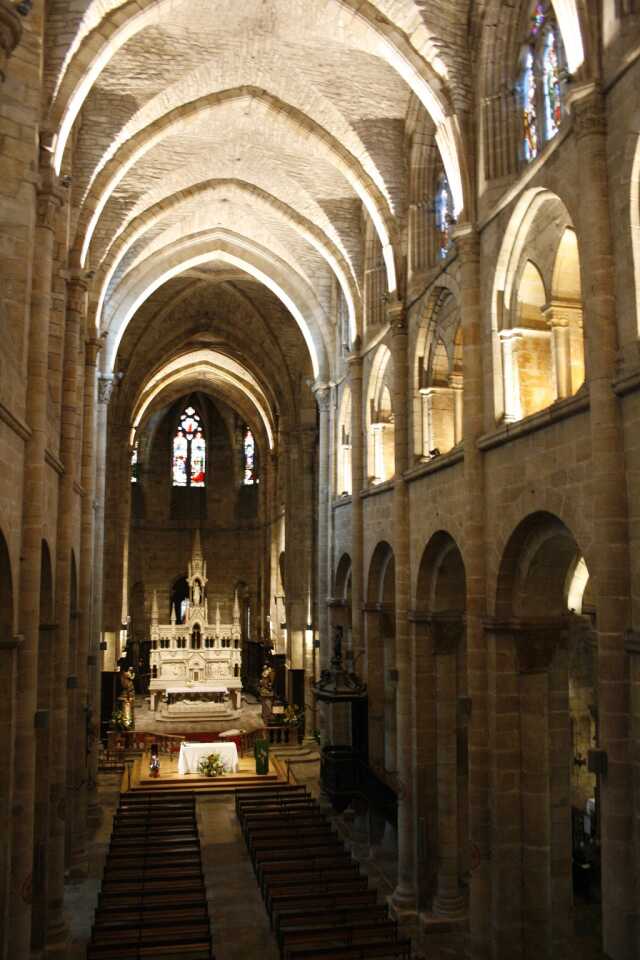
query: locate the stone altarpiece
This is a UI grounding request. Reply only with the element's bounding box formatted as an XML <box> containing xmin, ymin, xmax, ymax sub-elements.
<box><xmin>148</xmin><ymin>531</ymin><xmax>242</xmax><ymax>720</ymax></box>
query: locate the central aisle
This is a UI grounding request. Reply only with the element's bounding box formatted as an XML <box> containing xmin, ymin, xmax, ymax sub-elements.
<box><xmin>197</xmin><ymin>794</ymin><xmax>280</xmax><ymax>960</ymax></box>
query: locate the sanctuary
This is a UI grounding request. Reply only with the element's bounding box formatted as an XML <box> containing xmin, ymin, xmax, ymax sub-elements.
<box><xmin>148</xmin><ymin>531</ymin><xmax>242</xmax><ymax>721</ymax></box>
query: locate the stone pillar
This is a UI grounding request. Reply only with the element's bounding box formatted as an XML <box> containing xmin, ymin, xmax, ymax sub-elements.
<box><xmin>314</xmin><ymin>384</ymin><xmax>331</xmax><ymax>666</ymax></box>
<box><xmin>48</xmin><ymin>273</ymin><xmax>87</xmax><ymax>949</ymax></box>
<box><xmin>0</xmin><ymin>634</ymin><xmax>21</xmax><ymax>960</ymax></box>
<box><xmin>364</xmin><ymin>604</ymin><xmax>385</xmax><ymax>769</ymax></box>
<box><xmin>498</xmin><ymin>329</ymin><xmax>523</xmax><ymax>423</ymax></box>
<box><xmin>570</xmin><ymin>84</ymin><xmax>632</xmax><ymax>960</ymax></box>
<box><xmin>449</xmin><ymin>372</ymin><xmax>464</xmax><ymax>445</ymax></box>
<box><xmin>68</xmin><ymin>334</ymin><xmax>100</xmax><ymax>876</ymax></box>
<box><xmin>9</xmin><ymin>169</ymin><xmax>62</xmax><ymax>959</ymax></box>
<box><xmin>453</xmin><ymin>226</ymin><xmax>489</xmax><ymax>958</ymax></box>
<box><xmin>626</xmin><ymin>632</ymin><xmax>640</xmax><ymax>958</ymax></box>
<box><xmin>0</xmin><ymin>1</ymin><xmax>22</xmax><ymax>83</ymax></box>
<box><xmin>544</xmin><ymin>305</ymin><xmax>572</xmax><ymax>399</ymax></box>
<box><xmin>388</xmin><ymin>301</ymin><xmax>416</xmax><ymax>910</ymax></box>
<box><xmin>409</xmin><ymin>615</ymin><xmax>437</xmax><ymax>909</ymax></box>
<box><xmin>432</xmin><ymin>618</ymin><xmax>466</xmax><ymax>918</ymax></box>
<box><xmin>348</xmin><ymin>352</ymin><xmax>364</xmax><ymax>666</ymax></box>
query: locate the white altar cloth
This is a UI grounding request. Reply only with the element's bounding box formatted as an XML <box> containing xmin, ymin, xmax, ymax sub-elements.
<box><xmin>178</xmin><ymin>741</ymin><xmax>239</xmax><ymax>775</ymax></box>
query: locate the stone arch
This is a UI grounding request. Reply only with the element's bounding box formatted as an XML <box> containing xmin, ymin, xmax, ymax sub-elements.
<box><xmin>102</xmin><ymin>229</ymin><xmax>329</xmax><ymax>380</ymax></box>
<box><xmin>490</xmin><ymin>510</ymin><xmax>600</xmax><ymax>955</ymax></box>
<box><xmin>491</xmin><ymin>188</ymin><xmax>585</xmax><ymax>424</ymax></box>
<box><xmin>50</xmin><ymin>0</ymin><xmax>465</xmax><ymax>215</ymax></box>
<box><xmin>94</xmin><ymin>179</ymin><xmax>361</xmax><ymax>344</ymax></box>
<box><xmin>366</xmin><ymin>345</ymin><xmax>394</xmax><ymax>485</ymax></box>
<box><xmin>331</xmin><ymin>553</ymin><xmax>353</xmax><ymax>641</ymax></box>
<box><xmin>336</xmin><ymin>386</ymin><xmax>352</xmax><ymax>497</ymax></box>
<box><xmin>334</xmin><ymin>553</ymin><xmax>352</xmax><ymax>604</ymax></box>
<box><xmin>366</xmin><ymin>541</ymin><xmax>396</xmax><ymax>772</ymax></box>
<box><xmin>75</xmin><ymin>87</ymin><xmax>399</xmax><ymax>293</ymax></box>
<box><xmin>414</xmin><ymin>530</ymin><xmax>468</xmax><ymax>914</ymax></box>
<box><xmin>413</xmin><ymin>283</ymin><xmax>463</xmax><ymax>457</ymax></box>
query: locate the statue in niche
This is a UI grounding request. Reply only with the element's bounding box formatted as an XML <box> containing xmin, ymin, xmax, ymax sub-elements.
<box><xmin>193</xmin><ymin>580</ymin><xmax>202</xmax><ymax>605</ymax></box>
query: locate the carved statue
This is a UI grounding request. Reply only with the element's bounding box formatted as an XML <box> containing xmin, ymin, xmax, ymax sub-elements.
<box><xmin>119</xmin><ymin>666</ymin><xmax>135</xmax><ymax>700</ymax></box>
<box><xmin>193</xmin><ymin>580</ymin><xmax>201</xmax><ymax>605</ymax></box>
<box><xmin>258</xmin><ymin>663</ymin><xmax>275</xmax><ymax>698</ymax></box>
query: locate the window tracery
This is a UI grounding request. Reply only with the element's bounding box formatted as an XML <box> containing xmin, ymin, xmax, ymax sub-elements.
<box><xmin>172</xmin><ymin>405</ymin><xmax>206</xmax><ymax>487</ymax></box>
<box><xmin>519</xmin><ymin>2</ymin><xmax>565</xmax><ymax>164</ymax></box>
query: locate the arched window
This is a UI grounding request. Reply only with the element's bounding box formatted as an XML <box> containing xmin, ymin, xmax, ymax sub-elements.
<box><xmin>519</xmin><ymin>3</ymin><xmax>565</xmax><ymax>165</ymax></box>
<box><xmin>130</xmin><ymin>441</ymin><xmax>139</xmax><ymax>483</ymax></box>
<box><xmin>172</xmin><ymin>405</ymin><xmax>206</xmax><ymax>487</ymax></box>
<box><xmin>435</xmin><ymin>173</ymin><xmax>454</xmax><ymax>260</ymax></box>
<box><xmin>243</xmin><ymin>427</ymin><xmax>256</xmax><ymax>485</ymax></box>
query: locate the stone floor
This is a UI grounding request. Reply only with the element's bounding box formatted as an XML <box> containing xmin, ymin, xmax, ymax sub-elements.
<box><xmin>197</xmin><ymin>794</ymin><xmax>280</xmax><ymax>960</ymax></box>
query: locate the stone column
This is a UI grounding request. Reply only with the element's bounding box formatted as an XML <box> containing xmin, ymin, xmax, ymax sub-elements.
<box><xmin>314</xmin><ymin>383</ymin><xmax>331</xmax><ymax>667</ymax></box>
<box><xmin>544</xmin><ymin>305</ymin><xmax>572</xmax><ymax>399</ymax></box>
<box><xmin>388</xmin><ymin>301</ymin><xmax>416</xmax><ymax>910</ymax></box>
<box><xmin>48</xmin><ymin>273</ymin><xmax>87</xmax><ymax>949</ymax></box>
<box><xmin>409</xmin><ymin>615</ymin><xmax>437</xmax><ymax>909</ymax></box>
<box><xmin>0</xmin><ymin>633</ymin><xmax>21</xmax><ymax>960</ymax></box>
<box><xmin>453</xmin><ymin>226</ymin><xmax>489</xmax><ymax>958</ymax></box>
<box><xmin>570</xmin><ymin>84</ymin><xmax>633</xmax><ymax>960</ymax></box>
<box><xmin>68</xmin><ymin>334</ymin><xmax>100</xmax><ymax>876</ymax></box>
<box><xmin>626</xmin><ymin>632</ymin><xmax>640</xmax><ymax>958</ymax></box>
<box><xmin>432</xmin><ymin>618</ymin><xmax>466</xmax><ymax>918</ymax></box>
<box><xmin>364</xmin><ymin>604</ymin><xmax>385</xmax><ymax>769</ymax></box>
<box><xmin>498</xmin><ymin>329</ymin><xmax>523</xmax><ymax>423</ymax></box>
<box><xmin>448</xmin><ymin>372</ymin><xmax>464</xmax><ymax>445</ymax></box>
<box><xmin>0</xmin><ymin>1</ymin><xmax>22</xmax><ymax>83</ymax></box>
<box><xmin>349</xmin><ymin>353</ymin><xmax>364</xmax><ymax>666</ymax></box>
<box><xmin>9</xmin><ymin>169</ymin><xmax>62</xmax><ymax>959</ymax></box>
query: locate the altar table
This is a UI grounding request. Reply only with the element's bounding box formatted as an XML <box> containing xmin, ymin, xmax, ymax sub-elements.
<box><xmin>178</xmin><ymin>740</ymin><xmax>239</xmax><ymax>775</ymax></box>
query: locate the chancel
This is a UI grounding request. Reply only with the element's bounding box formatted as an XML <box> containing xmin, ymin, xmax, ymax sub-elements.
<box><xmin>149</xmin><ymin>530</ymin><xmax>243</xmax><ymax>720</ymax></box>
<box><xmin>1</xmin><ymin>3</ymin><xmax>640</xmax><ymax>960</ymax></box>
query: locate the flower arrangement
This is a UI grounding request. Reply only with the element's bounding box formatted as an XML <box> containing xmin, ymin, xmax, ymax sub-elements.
<box><xmin>197</xmin><ymin>752</ymin><xmax>226</xmax><ymax>778</ymax></box>
<box><xmin>282</xmin><ymin>704</ymin><xmax>301</xmax><ymax>725</ymax></box>
<box><xmin>110</xmin><ymin>707</ymin><xmax>133</xmax><ymax>731</ymax></box>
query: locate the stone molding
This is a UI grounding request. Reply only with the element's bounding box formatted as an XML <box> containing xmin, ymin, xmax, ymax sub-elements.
<box><xmin>477</xmin><ymin>389</ymin><xmax>589</xmax><ymax>451</ymax></box>
<box><xmin>0</xmin><ymin>398</ymin><xmax>31</xmax><ymax>441</ymax></box>
<box><xmin>569</xmin><ymin>84</ymin><xmax>606</xmax><ymax>141</ymax></box>
<box><xmin>484</xmin><ymin>616</ymin><xmax>568</xmax><ymax>672</ymax></box>
<box><xmin>45</xmin><ymin>449</ymin><xmax>65</xmax><ymax>477</ymax></box>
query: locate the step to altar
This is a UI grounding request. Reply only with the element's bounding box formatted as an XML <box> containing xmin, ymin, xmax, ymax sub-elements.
<box><xmin>131</xmin><ymin>770</ymin><xmax>283</xmax><ymax>794</ymax></box>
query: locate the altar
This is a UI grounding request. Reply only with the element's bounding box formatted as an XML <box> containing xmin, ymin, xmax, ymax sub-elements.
<box><xmin>148</xmin><ymin>531</ymin><xmax>243</xmax><ymax>721</ymax></box>
<box><xmin>178</xmin><ymin>740</ymin><xmax>239</xmax><ymax>775</ymax></box>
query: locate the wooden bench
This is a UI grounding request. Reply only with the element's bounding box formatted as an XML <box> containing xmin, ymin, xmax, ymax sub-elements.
<box><xmin>282</xmin><ymin>941</ymin><xmax>411</xmax><ymax>960</ymax></box>
<box><xmin>257</xmin><ymin>853</ymin><xmax>354</xmax><ymax>887</ymax></box>
<box><xmin>276</xmin><ymin>904</ymin><xmax>390</xmax><ymax>946</ymax></box>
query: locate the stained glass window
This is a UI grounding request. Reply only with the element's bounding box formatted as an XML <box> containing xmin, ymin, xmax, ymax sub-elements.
<box><xmin>243</xmin><ymin>427</ymin><xmax>256</xmax><ymax>485</ymax></box>
<box><xmin>172</xmin><ymin>405</ymin><xmax>206</xmax><ymax>487</ymax></box>
<box><xmin>520</xmin><ymin>3</ymin><xmax>564</xmax><ymax>165</ymax></box>
<box><xmin>542</xmin><ymin>29</ymin><xmax>561</xmax><ymax>139</ymax></box>
<box><xmin>435</xmin><ymin>174</ymin><xmax>454</xmax><ymax>260</ymax></box>
<box><xmin>130</xmin><ymin>442</ymin><xmax>139</xmax><ymax>483</ymax></box>
<box><xmin>522</xmin><ymin>49</ymin><xmax>538</xmax><ymax>163</ymax></box>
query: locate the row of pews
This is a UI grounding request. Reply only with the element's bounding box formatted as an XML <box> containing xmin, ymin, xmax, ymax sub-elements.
<box><xmin>87</xmin><ymin>790</ymin><xmax>213</xmax><ymax>960</ymax></box>
<box><xmin>236</xmin><ymin>783</ymin><xmax>412</xmax><ymax>960</ymax></box>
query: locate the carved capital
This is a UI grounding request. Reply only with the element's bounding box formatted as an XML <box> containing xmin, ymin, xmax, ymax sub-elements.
<box><xmin>0</xmin><ymin>1</ymin><xmax>22</xmax><ymax>83</ymax></box>
<box><xmin>386</xmin><ymin>300</ymin><xmax>407</xmax><ymax>335</ymax></box>
<box><xmin>312</xmin><ymin>381</ymin><xmax>331</xmax><ymax>413</ymax></box>
<box><xmin>65</xmin><ymin>275</ymin><xmax>89</xmax><ymax>315</ymax></box>
<box><xmin>36</xmin><ymin>185</ymin><xmax>63</xmax><ymax>231</ymax></box>
<box><xmin>97</xmin><ymin>374</ymin><xmax>115</xmax><ymax>405</ymax></box>
<box><xmin>571</xmin><ymin>85</ymin><xmax>606</xmax><ymax>141</ymax></box>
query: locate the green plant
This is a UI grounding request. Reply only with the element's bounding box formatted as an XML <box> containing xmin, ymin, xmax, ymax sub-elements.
<box><xmin>197</xmin><ymin>752</ymin><xmax>226</xmax><ymax>778</ymax></box>
<box><xmin>110</xmin><ymin>708</ymin><xmax>132</xmax><ymax>731</ymax></box>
